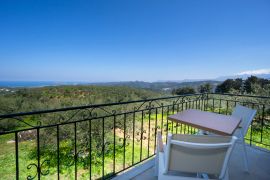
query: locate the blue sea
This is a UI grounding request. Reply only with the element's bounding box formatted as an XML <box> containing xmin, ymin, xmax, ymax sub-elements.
<box><xmin>0</xmin><ymin>81</ymin><xmax>92</xmax><ymax>88</ymax></box>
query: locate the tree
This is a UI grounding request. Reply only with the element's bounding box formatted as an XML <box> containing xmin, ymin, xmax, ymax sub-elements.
<box><xmin>215</xmin><ymin>79</ymin><xmax>235</xmax><ymax>93</ymax></box>
<box><xmin>215</xmin><ymin>78</ymin><xmax>243</xmax><ymax>93</ymax></box>
<box><xmin>172</xmin><ymin>87</ymin><xmax>196</xmax><ymax>95</ymax></box>
<box><xmin>244</xmin><ymin>76</ymin><xmax>259</xmax><ymax>93</ymax></box>
<box><xmin>234</xmin><ymin>78</ymin><xmax>243</xmax><ymax>92</ymax></box>
<box><xmin>244</xmin><ymin>76</ymin><xmax>270</xmax><ymax>93</ymax></box>
<box><xmin>198</xmin><ymin>83</ymin><xmax>213</xmax><ymax>93</ymax></box>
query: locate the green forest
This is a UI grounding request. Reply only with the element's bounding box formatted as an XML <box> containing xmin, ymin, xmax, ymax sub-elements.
<box><xmin>0</xmin><ymin>86</ymin><xmax>163</xmax><ymax>116</ymax></box>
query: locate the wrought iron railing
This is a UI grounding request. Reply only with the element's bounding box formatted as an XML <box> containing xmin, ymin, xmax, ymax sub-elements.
<box><xmin>0</xmin><ymin>93</ymin><xmax>269</xmax><ymax>179</ymax></box>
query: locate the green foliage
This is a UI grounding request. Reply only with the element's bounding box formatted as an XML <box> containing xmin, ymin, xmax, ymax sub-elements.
<box><xmin>215</xmin><ymin>78</ymin><xmax>243</xmax><ymax>93</ymax></box>
<box><xmin>198</xmin><ymin>83</ymin><xmax>213</xmax><ymax>93</ymax></box>
<box><xmin>0</xmin><ymin>85</ymin><xmax>161</xmax><ymax>114</ymax></box>
<box><xmin>0</xmin><ymin>86</ymin><xmax>161</xmax><ymax>130</ymax></box>
<box><xmin>244</xmin><ymin>76</ymin><xmax>270</xmax><ymax>94</ymax></box>
<box><xmin>172</xmin><ymin>87</ymin><xmax>196</xmax><ymax>95</ymax></box>
<box><xmin>215</xmin><ymin>76</ymin><xmax>270</xmax><ymax>95</ymax></box>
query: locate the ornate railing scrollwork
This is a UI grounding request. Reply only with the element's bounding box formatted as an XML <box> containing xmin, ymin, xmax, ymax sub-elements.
<box><xmin>27</xmin><ymin>160</ymin><xmax>50</xmax><ymax>180</ymax></box>
<box><xmin>118</xmin><ymin>134</ymin><xmax>130</xmax><ymax>148</ymax></box>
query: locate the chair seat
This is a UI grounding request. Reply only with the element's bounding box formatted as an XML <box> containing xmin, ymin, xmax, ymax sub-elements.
<box><xmin>158</xmin><ymin>152</ymin><xmax>222</xmax><ymax>180</ymax></box>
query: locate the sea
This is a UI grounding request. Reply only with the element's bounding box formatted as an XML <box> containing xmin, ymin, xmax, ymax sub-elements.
<box><xmin>0</xmin><ymin>81</ymin><xmax>92</xmax><ymax>88</ymax></box>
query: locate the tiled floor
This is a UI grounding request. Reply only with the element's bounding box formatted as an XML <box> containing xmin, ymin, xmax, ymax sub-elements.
<box><xmin>131</xmin><ymin>143</ymin><xmax>270</xmax><ymax>180</ymax></box>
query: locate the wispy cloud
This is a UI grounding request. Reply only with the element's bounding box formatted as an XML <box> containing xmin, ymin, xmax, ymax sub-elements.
<box><xmin>236</xmin><ymin>69</ymin><xmax>270</xmax><ymax>75</ymax></box>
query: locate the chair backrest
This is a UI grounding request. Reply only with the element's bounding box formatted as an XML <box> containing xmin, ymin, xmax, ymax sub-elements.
<box><xmin>164</xmin><ymin>134</ymin><xmax>237</xmax><ymax>179</ymax></box>
<box><xmin>231</xmin><ymin>104</ymin><xmax>257</xmax><ymax>137</ymax></box>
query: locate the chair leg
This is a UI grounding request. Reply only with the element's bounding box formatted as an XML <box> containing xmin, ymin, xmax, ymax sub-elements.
<box><xmin>241</xmin><ymin>139</ymin><xmax>249</xmax><ymax>172</ymax></box>
<box><xmin>223</xmin><ymin>169</ymin><xmax>229</xmax><ymax>180</ymax></box>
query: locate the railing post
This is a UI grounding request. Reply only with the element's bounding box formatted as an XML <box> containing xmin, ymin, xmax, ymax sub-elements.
<box><xmin>261</xmin><ymin>105</ymin><xmax>265</xmax><ymax>144</ymax></box>
<box><xmin>15</xmin><ymin>132</ymin><xmax>19</xmax><ymax>180</ymax></box>
<box><xmin>204</xmin><ymin>93</ymin><xmax>209</xmax><ymax>111</ymax></box>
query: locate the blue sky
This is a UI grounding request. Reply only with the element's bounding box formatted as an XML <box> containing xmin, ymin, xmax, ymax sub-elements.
<box><xmin>0</xmin><ymin>0</ymin><xmax>270</xmax><ymax>82</ymax></box>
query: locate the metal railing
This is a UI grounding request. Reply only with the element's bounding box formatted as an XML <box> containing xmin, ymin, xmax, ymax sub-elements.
<box><xmin>0</xmin><ymin>93</ymin><xmax>269</xmax><ymax>179</ymax></box>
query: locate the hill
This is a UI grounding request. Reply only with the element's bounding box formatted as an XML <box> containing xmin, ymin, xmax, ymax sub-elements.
<box><xmin>0</xmin><ymin>85</ymin><xmax>163</xmax><ymax>115</ymax></box>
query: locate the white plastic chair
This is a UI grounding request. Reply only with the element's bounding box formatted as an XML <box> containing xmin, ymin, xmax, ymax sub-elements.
<box><xmin>155</xmin><ymin>133</ymin><xmax>237</xmax><ymax>180</ymax></box>
<box><xmin>198</xmin><ymin>104</ymin><xmax>257</xmax><ymax>172</ymax></box>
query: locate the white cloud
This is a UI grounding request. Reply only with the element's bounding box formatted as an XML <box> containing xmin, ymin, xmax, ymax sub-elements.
<box><xmin>236</xmin><ymin>69</ymin><xmax>270</xmax><ymax>75</ymax></box>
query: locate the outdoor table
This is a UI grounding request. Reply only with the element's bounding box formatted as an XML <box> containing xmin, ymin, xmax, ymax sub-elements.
<box><xmin>168</xmin><ymin>109</ymin><xmax>241</xmax><ymax>136</ymax></box>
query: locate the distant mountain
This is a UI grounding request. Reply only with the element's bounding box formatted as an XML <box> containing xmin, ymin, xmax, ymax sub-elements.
<box><xmin>156</xmin><ymin>79</ymin><xmax>209</xmax><ymax>83</ymax></box>
<box><xmin>3</xmin><ymin>71</ymin><xmax>269</xmax><ymax>92</ymax></box>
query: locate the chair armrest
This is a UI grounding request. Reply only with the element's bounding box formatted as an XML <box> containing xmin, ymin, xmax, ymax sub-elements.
<box><xmin>157</xmin><ymin>131</ymin><xmax>164</xmax><ymax>152</ymax></box>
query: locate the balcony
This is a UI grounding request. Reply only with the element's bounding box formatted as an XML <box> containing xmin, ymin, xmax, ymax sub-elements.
<box><xmin>0</xmin><ymin>93</ymin><xmax>269</xmax><ymax>179</ymax></box>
